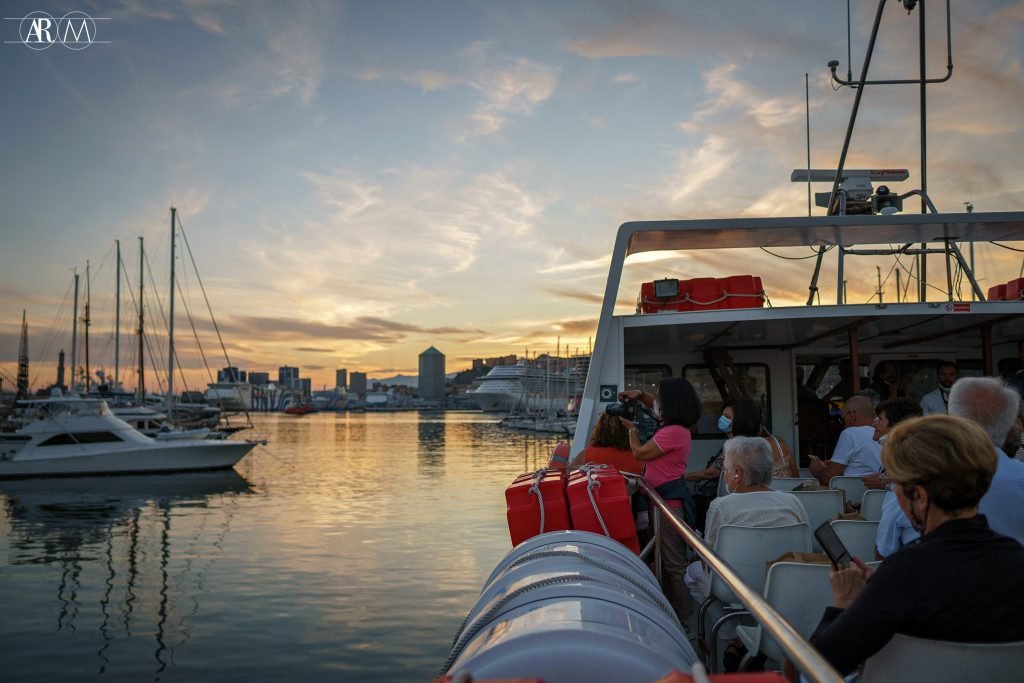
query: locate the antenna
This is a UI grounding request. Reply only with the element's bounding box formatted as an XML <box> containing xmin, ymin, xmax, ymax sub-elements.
<box><xmin>805</xmin><ymin>73</ymin><xmax>811</xmax><ymax>217</ymax></box>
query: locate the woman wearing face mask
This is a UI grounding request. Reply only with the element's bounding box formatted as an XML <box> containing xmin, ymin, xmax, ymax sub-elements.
<box><xmin>810</xmin><ymin>415</ymin><xmax>1024</xmax><ymax>676</ymax></box>
<box><xmin>617</xmin><ymin>377</ymin><xmax>702</xmax><ymax>627</ymax></box>
<box><xmin>723</xmin><ymin>399</ymin><xmax>799</xmax><ymax>478</ymax></box>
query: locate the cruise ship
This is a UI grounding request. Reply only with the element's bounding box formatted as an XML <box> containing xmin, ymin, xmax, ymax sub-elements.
<box><xmin>467</xmin><ymin>357</ymin><xmax>589</xmax><ymax>413</ymax></box>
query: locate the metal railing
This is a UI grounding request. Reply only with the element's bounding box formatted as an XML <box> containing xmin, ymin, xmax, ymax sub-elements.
<box><xmin>630</xmin><ymin>475</ymin><xmax>844</xmax><ymax>683</ymax></box>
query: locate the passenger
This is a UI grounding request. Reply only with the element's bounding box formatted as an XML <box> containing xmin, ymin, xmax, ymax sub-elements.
<box><xmin>919</xmin><ymin>361</ymin><xmax>957</xmax><ymax>415</ymax></box>
<box><xmin>617</xmin><ymin>377</ymin><xmax>702</xmax><ymax>626</ymax></box>
<box><xmin>808</xmin><ymin>395</ymin><xmax>881</xmax><ymax>486</ymax></box>
<box><xmin>683</xmin><ymin>401</ymin><xmax>730</xmax><ymax>534</ymax></box>
<box><xmin>729</xmin><ymin>398</ymin><xmax>799</xmax><ymax>478</ymax></box>
<box><xmin>684</xmin><ymin>437</ymin><xmax>809</xmax><ymax>666</ymax></box>
<box><xmin>573</xmin><ymin>413</ymin><xmax>643</xmax><ymax>475</ymax></box>
<box><xmin>947</xmin><ymin>377</ymin><xmax>1024</xmax><ymax>544</ymax></box>
<box><xmin>822</xmin><ymin>359</ymin><xmax>858</xmax><ymax>403</ymax></box>
<box><xmin>868</xmin><ymin>399</ymin><xmax>925</xmax><ymax>558</ymax></box>
<box><xmin>870</xmin><ymin>360</ymin><xmax>910</xmax><ymax>401</ymax></box>
<box><xmin>810</xmin><ymin>415</ymin><xmax>1024</xmax><ymax>676</ymax></box>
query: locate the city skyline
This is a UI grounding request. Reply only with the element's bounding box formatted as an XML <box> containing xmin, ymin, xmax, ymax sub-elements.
<box><xmin>2</xmin><ymin>1</ymin><xmax>1024</xmax><ymax>391</ymax></box>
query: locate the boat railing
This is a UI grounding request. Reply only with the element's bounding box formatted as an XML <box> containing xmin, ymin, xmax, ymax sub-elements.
<box><xmin>629</xmin><ymin>474</ymin><xmax>844</xmax><ymax>683</ymax></box>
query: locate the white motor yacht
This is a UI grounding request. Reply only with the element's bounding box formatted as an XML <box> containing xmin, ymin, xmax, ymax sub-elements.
<box><xmin>0</xmin><ymin>395</ymin><xmax>257</xmax><ymax>478</ymax></box>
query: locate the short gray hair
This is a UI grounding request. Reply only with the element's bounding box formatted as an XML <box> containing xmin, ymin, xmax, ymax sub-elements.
<box><xmin>948</xmin><ymin>377</ymin><xmax>1021</xmax><ymax>447</ymax></box>
<box><xmin>723</xmin><ymin>436</ymin><xmax>774</xmax><ymax>487</ymax></box>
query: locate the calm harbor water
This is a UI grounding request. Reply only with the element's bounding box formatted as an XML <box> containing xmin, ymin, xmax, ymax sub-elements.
<box><xmin>0</xmin><ymin>411</ymin><xmax>563</xmax><ymax>682</ymax></box>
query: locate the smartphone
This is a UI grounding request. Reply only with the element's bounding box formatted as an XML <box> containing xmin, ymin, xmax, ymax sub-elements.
<box><xmin>814</xmin><ymin>521</ymin><xmax>852</xmax><ymax>569</ymax></box>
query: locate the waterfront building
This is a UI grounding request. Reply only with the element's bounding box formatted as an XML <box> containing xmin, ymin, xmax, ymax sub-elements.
<box><xmin>278</xmin><ymin>366</ymin><xmax>299</xmax><ymax>389</ymax></box>
<box><xmin>350</xmin><ymin>372</ymin><xmax>367</xmax><ymax>397</ymax></box>
<box><xmin>418</xmin><ymin>346</ymin><xmax>446</xmax><ymax>401</ymax></box>
<box><xmin>336</xmin><ymin>368</ymin><xmax>348</xmax><ymax>391</ymax></box>
<box><xmin>249</xmin><ymin>372</ymin><xmax>270</xmax><ymax>386</ymax></box>
<box><xmin>218</xmin><ymin>366</ymin><xmax>246</xmax><ymax>382</ymax></box>
<box><xmin>298</xmin><ymin>378</ymin><xmax>312</xmax><ymax>398</ymax></box>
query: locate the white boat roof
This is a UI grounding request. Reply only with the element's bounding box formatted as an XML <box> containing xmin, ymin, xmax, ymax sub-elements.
<box><xmin>619</xmin><ymin>211</ymin><xmax>1024</xmax><ymax>255</ymax></box>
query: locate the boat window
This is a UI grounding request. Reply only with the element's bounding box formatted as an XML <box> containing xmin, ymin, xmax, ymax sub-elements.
<box><xmin>624</xmin><ymin>365</ymin><xmax>672</xmax><ymax>395</ymax></box>
<box><xmin>39</xmin><ymin>432</ymin><xmax>125</xmax><ymax>447</ymax></box>
<box><xmin>683</xmin><ymin>364</ymin><xmax>770</xmax><ymax>438</ymax></box>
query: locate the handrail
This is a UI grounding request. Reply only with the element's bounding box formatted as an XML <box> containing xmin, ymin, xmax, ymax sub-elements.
<box><xmin>630</xmin><ymin>475</ymin><xmax>844</xmax><ymax>683</ymax></box>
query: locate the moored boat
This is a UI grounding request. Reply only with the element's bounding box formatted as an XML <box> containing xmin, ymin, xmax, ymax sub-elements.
<box><xmin>0</xmin><ymin>395</ymin><xmax>257</xmax><ymax>478</ymax></box>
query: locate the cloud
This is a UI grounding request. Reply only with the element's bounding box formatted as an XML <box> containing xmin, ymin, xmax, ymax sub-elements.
<box><xmin>460</xmin><ymin>42</ymin><xmax>559</xmax><ymax>138</ymax></box>
<box><xmin>294</xmin><ymin>347</ymin><xmax>335</xmax><ymax>353</ymax></box>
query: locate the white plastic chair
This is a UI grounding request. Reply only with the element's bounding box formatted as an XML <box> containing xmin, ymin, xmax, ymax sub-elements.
<box><xmin>829</xmin><ymin>519</ymin><xmax>880</xmax><ymax>561</ymax></box>
<box><xmin>697</xmin><ymin>523</ymin><xmax>812</xmax><ymax>671</ymax></box>
<box><xmin>768</xmin><ymin>477</ymin><xmax>812</xmax><ymax>491</ymax></box>
<box><xmin>860</xmin><ymin>489</ymin><xmax>887</xmax><ymax>522</ymax></box>
<box><xmin>735</xmin><ymin>561</ymin><xmax>833</xmax><ymax>667</ymax></box>
<box><xmin>829</xmin><ymin>475</ymin><xmax>868</xmax><ymax>506</ymax></box>
<box><xmin>789</xmin><ymin>489</ymin><xmax>845</xmax><ymax>551</ymax></box>
<box><xmin>861</xmin><ymin>633</ymin><xmax>1024</xmax><ymax>682</ymax></box>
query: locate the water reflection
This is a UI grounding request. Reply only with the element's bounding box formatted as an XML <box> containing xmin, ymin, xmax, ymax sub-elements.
<box><xmin>417</xmin><ymin>417</ymin><xmax>446</xmax><ymax>475</ymax></box>
<box><xmin>0</xmin><ymin>472</ymin><xmax>252</xmax><ymax>678</ymax></box>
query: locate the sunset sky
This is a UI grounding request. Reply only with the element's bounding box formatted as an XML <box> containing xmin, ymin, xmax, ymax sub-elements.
<box><xmin>2</xmin><ymin>0</ymin><xmax>1023</xmax><ymax>392</ymax></box>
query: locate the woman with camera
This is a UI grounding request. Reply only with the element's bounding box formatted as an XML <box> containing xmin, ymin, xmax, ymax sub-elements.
<box><xmin>809</xmin><ymin>415</ymin><xmax>1024</xmax><ymax>675</ymax></box>
<box><xmin>617</xmin><ymin>377</ymin><xmax>702</xmax><ymax>628</ymax></box>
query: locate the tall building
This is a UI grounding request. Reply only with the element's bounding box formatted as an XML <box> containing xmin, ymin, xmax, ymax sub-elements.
<box><xmin>418</xmin><ymin>346</ymin><xmax>446</xmax><ymax>401</ymax></box>
<box><xmin>249</xmin><ymin>371</ymin><xmax>270</xmax><ymax>386</ymax></box>
<box><xmin>278</xmin><ymin>366</ymin><xmax>299</xmax><ymax>389</ymax></box>
<box><xmin>298</xmin><ymin>378</ymin><xmax>312</xmax><ymax>397</ymax></box>
<box><xmin>336</xmin><ymin>369</ymin><xmax>348</xmax><ymax>390</ymax></box>
<box><xmin>350</xmin><ymin>372</ymin><xmax>367</xmax><ymax>396</ymax></box>
<box><xmin>218</xmin><ymin>366</ymin><xmax>246</xmax><ymax>382</ymax></box>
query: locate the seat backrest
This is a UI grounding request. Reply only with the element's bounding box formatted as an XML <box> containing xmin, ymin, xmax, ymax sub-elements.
<box><xmin>829</xmin><ymin>519</ymin><xmax>880</xmax><ymax>561</ymax></box>
<box><xmin>769</xmin><ymin>477</ymin><xmax>812</xmax><ymax>491</ymax></box>
<box><xmin>861</xmin><ymin>633</ymin><xmax>1024</xmax><ymax>682</ymax></box>
<box><xmin>710</xmin><ymin>523</ymin><xmax>812</xmax><ymax>605</ymax></box>
<box><xmin>829</xmin><ymin>475</ymin><xmax>868</xmax><ymax>506</ymax></box>
<box><xmin>758</xmin><ymin>561</ymin><xmax>834</xmax><ymax>663</ymax></box>
<box><xmin>789</xmin><ymin>490</ymin><xmax>845</xmax><ymax>550</ymax></box>
<box><xmin>860</xmin><ymin>489</ymin><xmax>887</xmax><ymax>522</ymax></box>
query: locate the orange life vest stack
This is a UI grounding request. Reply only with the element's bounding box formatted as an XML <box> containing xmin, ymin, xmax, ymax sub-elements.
<box><xmin>505</xmin><ymin>469</ymin><xmax>571</xmax><ymax>547</ymax></box>
<box><xmin>637</xmin><ymin>275</ymin><xmax>765</xmax><ymax>314</ymax></box>
<box><xmin>566</xmin><ymin>464</ymin><xmax>640</xmax><ymax>554</ymax></box>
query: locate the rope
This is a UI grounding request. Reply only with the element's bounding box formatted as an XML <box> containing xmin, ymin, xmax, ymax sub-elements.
<box><xmin>580</xmin><ymin>464</ymin><xmax>612</xmax><ymax>537</ymax></box>
<box><xmin>440</xmin><ymin>574</ymin><xmax>598</xmax><ymax>675</ymax></box>
<box><xmin>527</xmin><ymin>468</ymin><xmax>548</xmax><ymax>535</ymax></box>
<box><xmin>639</xmin><ymin>290</ymin><xmax>767</xmax><ymax>308</ymax></box>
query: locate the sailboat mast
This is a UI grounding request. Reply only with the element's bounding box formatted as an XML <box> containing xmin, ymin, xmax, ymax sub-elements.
<box><xmin>167</xmin><ymin>207</ymin><xmax>177</xmax><ymax>421</ymax></box>
<box><xmin>114</xmin><ymin>240</ymin><xmax>121</xmax><ymax>389</ymax></box>
<box><xmin>70</xmin><ymin>270</ymin><xmax>79</xmax><ymax>393</ymax></box>
<box><xmin>84</xmin><ymin>260</ymin><xmax>91</xmax><ymax>395</ymax></box>
<box><xmin>138</xmin><ymin>237</ymin><xmax>145</xmax><ymax>404</ymax></box>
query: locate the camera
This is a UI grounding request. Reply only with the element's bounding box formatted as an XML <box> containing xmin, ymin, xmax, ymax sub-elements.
<box><xmin>604</xmin><ymin>399</ymin><xmax>637</xmax><ymax>421</ymax></box>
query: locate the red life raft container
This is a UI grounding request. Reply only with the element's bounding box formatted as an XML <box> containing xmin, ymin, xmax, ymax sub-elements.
<box><xmin>547</xmin><ymin>441</ymin><xmax>571</xmax><ymax>470</ymax></box>
<box><xmin>505</xmin><ymin>469</ymin><xmax>571</xmax><ymax>547</ymax></box>
<box><xmin>637</xmin><ymin>275</ymin><xmax>765</xmax><ymax>313</ymax></box>
<box><xmin>567</xmin><ymin>465</ymin><xmax>640</xmax><ymax>554</ymax></box>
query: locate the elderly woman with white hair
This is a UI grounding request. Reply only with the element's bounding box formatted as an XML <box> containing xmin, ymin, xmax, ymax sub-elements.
<box><xmin>685</xmin><ymin>436</ymin><xmax>810</xmax><ymax>668</ymax></box>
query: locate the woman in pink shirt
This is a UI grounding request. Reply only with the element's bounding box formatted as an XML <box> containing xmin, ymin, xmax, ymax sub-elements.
<box><xmin>619</xmin><ymin>377</ymin><xmax>701</xmax><ymax>627</ymax></box>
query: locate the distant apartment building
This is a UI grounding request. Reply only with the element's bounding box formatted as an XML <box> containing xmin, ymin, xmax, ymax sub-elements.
<box><xmin>418</xmin><ymin>346</ymin><xmax>446</xmax><ymax>401</ymax></box>
<box><xmin>249</xmin><ymin>371</ymin><xmax>270</xmax><ymax>386</ymax></box>
<box><xmin>278</xmin><ymin>366</ymin><xmax>299</xmax><ymax>389</ymax></box>
<box><xmin>218</xmin><ymin>366</ymin><xmax>246</xmax><ymax>382</ymax></box>
<box><xmin>298</xmin><ymin>378</ymin><xmax>312</xmax><ymax>398</ymax></box>
<box><xmin>471</xmin><ymin>354</ymin><xmax>517</xmax><ymax>371</ymax></box>
<box><xmin>336</xmin><ymin>368</ymin><xmax>348</xmax><ymax>390</ymax></box>
<box><xmin>349</xmin><ymin>372</ymin><xmax>367</xmax><ymax>396</ymax></box>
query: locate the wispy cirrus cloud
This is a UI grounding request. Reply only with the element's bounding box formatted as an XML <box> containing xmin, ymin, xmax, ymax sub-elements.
<box><xmin>460</xmin><ymin>42</ymin><xmax>559</xmax><ymax>138</ymax></box>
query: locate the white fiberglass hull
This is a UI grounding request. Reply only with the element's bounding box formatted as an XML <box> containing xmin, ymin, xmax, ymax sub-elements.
<box><xmin>0</xmin><ymin>440</ymin><xmax>255</xmax><ymax>479</ymax></box>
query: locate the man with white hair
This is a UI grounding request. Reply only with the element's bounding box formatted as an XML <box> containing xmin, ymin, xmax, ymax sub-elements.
<box><xmin>947</xmin><ymin>377</ymin><xmax>1024</xmax><ymax>543</ymax></box>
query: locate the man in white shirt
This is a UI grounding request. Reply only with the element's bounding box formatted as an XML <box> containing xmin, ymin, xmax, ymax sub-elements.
<box><xmin>809</xmin><ymin>395</ymin><xmax>882</xmax><ymax>484</ymax></box>
<box><xmin>920</xmin><ymin>361</ymin><xmax>957</xmax><ymax>415</ymax></box>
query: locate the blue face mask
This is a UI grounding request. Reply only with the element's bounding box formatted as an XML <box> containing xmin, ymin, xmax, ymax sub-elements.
<box><xmin>717</xmin><ymin>415</ymin><xmax>732</xmax><ymax>433</ymax></box>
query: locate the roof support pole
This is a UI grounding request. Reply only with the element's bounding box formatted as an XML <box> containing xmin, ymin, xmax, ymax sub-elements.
<box><xmin>948</xmin><ymin>241</ymin><xmax>987</xmax><ymax>301</ymax></box>
<box><xmin>848</xmin><ymin>326</ymin><xmax>861</xmax><ymax>395</ymax></box>
<box><xmin>982</xmin><ymin>324</ymin><xmax>993</xmax><ymax>376</ymax></box>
